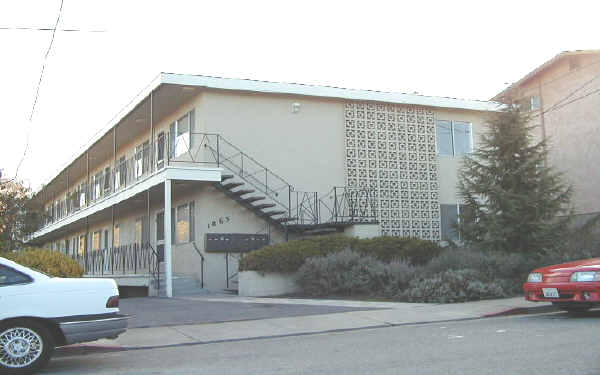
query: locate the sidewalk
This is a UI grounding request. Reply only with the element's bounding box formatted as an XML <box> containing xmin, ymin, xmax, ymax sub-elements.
<box><xmin>58</xmin><ymin>296</ymin><xmax>555</xmax><ymax>355</ymax></box>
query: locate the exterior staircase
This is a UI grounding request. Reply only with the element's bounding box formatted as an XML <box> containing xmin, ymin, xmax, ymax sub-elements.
<box><xmin>213</xmin><ymin>174</ymin><xmax>296</xmax><ymax>229</ymax></box>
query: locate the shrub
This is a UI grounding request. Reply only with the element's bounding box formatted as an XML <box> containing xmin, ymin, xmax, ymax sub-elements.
<box><xmin>398</xmin><ymin>269</ymin><xmax>506</xmax><ymax>303</ymax></box>
<box><xmin>1</xmin><ymin>248</ymin><xmax>84</xmax><ymax>277</ymax></box>
<box><xmin>239</xmin><ymin>234</ymin><xmax>442</xmax><ymax>273</ymax></box>
<box><xmin>355</xmin><ymin>236</ymin><xmax>443</xmax><ymax>265</ymax></box>
<box><xmin>296</xmin><ymin>249</ymin><xmax>417</xmax><ymax>297</ymax></box>
<box><xmin>239</xmin><ymin>235</ymin><xmax>357</xmax><ymax>273</ymax></box>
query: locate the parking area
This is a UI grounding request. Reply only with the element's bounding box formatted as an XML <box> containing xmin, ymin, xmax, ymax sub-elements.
<box><xmin>119</xmin><ymin>296</ymin><xmax>382</xmax><ymax>328</ymax></box>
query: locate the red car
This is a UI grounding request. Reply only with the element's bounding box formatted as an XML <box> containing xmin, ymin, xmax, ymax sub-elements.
<box><xmin>523</xmin><ymin>258</ymin><xmax>600</xmax><ymax>312</ymax></box>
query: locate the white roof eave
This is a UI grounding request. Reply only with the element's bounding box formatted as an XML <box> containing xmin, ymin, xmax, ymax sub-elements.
<box><xmin>161</xmin><ymin>73</ymin><xmax>502</xmax><ymax>112</ymax></box>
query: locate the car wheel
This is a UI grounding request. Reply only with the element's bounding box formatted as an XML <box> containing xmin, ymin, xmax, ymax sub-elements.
<box><xmin>0</xmin><ymin>321</ymin><xmax>55</xmax><ymax>375</ymax></box>
<box><xmin>552</xmin><ymin>302</ymin><xmax>592</xmax><ymax>313</ymax></box>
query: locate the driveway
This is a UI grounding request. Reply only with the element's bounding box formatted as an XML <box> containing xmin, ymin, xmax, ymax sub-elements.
<box><xmin>119</xmin><ymin>295</ymin><xmax>382</xmax><ymax>328</ymax></box>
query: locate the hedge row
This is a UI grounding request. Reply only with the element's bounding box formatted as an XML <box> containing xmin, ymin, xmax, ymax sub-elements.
<box><xmin>238</xmin><ymin>235</ymin><xmax>443</xmax><ymax>273</ymax></box>
<box><xmin>1</xmin><ymin>248</ymin><xmax>84</xmax><ymax>277</ymax></box>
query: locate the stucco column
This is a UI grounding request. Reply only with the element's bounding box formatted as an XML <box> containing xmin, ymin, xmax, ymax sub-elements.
<box><xmin>164</xmin><ymin>179</ymin><xmax>173</xmax><ymax>298</ymax></box>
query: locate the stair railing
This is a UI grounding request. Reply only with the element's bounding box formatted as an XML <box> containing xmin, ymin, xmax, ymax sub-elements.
<box><xmin>201</xmin><ymin>133</ymin><xmax>297</xmax><ymax>221</ymax></box>
<box><xmin>192</xmin><ymin>242</ymin><xmax>205</xmax><ymax>289</ymax></box>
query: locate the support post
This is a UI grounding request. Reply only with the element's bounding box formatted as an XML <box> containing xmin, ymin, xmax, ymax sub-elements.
<box><xmin>164</xmin><ymin>179</ymin><xmax>173</xmax><ymax>298</ymax></box>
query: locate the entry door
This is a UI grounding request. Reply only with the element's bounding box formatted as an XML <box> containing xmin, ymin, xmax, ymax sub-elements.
<box><xmin>156</xmin><ymin>211</ymin><xmax>165</xmax><ymax>262</ymax></box>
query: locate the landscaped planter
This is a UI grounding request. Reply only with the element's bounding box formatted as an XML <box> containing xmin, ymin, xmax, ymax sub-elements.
<box><xmin>238</xmin><ymin>271</ymin><xmax>300</xmax><ymax>297</ymax></box>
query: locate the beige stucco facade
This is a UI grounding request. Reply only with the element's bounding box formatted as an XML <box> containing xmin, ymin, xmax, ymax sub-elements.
<box><xmin>494</xmin><ymin>50</ymin><xmax>600</xmax><ymax>217</ymax></box>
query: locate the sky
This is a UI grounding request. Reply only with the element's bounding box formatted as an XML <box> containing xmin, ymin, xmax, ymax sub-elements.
<box><xmin>1</xmin><ymin>0</ymin><xmax>598</xmax><ymax>190</ymax></box>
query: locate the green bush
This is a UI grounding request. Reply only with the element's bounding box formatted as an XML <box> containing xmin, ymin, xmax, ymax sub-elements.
<box><xmin>239</xmin><ymin>235</ymin><xmax>357</xmax><ymax>273</ymax></box>
<box><xmin>296</xmin><ymin>249</ymin><xmax>416</xmax><ymax>297</ymax></box>
<box><xmin>356</xmin><ymin>236</ymin><xmax>443</xmax><ymax>265</ymax></box>
<box><xmin>239</xmin><ymin>234</ymin><xmax>442</xmax><ymax>273</ymax></box>
<box><xmin>398</xmin><ymin>269</ymin><xmax>507</xmax><ymax>303</ymax></box>
<box><xmin>1</xmin><ymin>248</ymin><xmax>84</xmax><ymax>277</ymax></box>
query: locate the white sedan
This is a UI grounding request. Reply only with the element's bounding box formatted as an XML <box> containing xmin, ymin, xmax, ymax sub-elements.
<box><xmin>0</xmin><ymin>256</ymin><xmax>128</xmax><ymax>374</ymax></box>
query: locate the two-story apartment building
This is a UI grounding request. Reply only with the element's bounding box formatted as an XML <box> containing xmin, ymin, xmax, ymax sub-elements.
<box><xmin>27</xmin><ymin>73</ymin><xmax>499</xmax><ymax>297</ymax></box>
<box><xmin>493</xmin><ymin>49</ymin><xmax>600</xmax><ymax>223</ymax></box>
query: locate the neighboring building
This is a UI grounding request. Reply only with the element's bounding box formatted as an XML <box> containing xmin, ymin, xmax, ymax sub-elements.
<box><xmin>493</xmin><ymin>50</ymin><xmax>600</xmax><ymax>222</ymax></box>
<box><xmin>27</xmin><ymin>73</ymin><xmax>498</xmax><ymax>296</ymax></box>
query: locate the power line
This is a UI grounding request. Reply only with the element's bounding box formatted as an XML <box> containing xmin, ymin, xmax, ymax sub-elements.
<box><xmin>12</xmin><ymin>0</ymin><xmax>65</xmax><ymax>182</ymax></box>
<box><xmin>0</xmin><ymin>26</ymin><xmax>105</xmax><ymax>32</ymax></box>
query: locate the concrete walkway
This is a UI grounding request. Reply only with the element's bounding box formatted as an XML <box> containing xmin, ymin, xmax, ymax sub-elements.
<box><xmin>60</xmin><ymin>296</ymin><xmax>555</xmax><ymax>354</ymax></box>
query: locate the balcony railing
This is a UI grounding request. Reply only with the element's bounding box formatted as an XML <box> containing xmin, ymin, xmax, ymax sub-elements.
<box><xmin>74</xmin><ymin>242</ymin><xmax>158</xmax><ymax>276</ymax></box>
<box><xmin>39</xmin><ymin>132</ymin><xmax>223</xmax><ymax>231</ymax></box>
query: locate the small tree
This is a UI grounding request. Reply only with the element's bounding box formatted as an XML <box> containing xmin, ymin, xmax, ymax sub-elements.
<box><xmin>0</xmin><ymin>180</ymin><xmax>43</xmax><ymax>250</ymax></box>
<box><xmin>457</xmin><ymin>105</ymin><xmax>572</xmax><ymax>254</ymax></box>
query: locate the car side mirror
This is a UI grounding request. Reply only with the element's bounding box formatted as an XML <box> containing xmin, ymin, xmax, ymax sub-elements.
<box><xmin>0</xmin><ymin>275</ymin><xmax>7</xmax><ymax>284</ymax></box>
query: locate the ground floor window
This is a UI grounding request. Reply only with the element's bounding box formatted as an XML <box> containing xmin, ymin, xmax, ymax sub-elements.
<box><xmin>440</xmin><ymin>203</ymin><xmax>466</xmax><ymax>241</ymax></box>
<box><xmin>114</xmin><ymin>224</ymin><xmax>120</xmax><ymax>247</ymax></box>
<box><xmin>173</xmin><ymin>201</ymin><xmax>195</xmax><ymax>244</ymax></box>
<box><xmin>78</xmin><ymin>235</ymin><xmax>86</xmax><ymax>255</ymax></box>
<box><xmin>135</xmin><ymin>216</ymin><xmax>149</xmax><ymax>245</ymax></box>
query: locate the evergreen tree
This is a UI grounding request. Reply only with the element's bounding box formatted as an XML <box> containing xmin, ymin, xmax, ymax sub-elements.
<box><xmin>457</xmin><ymin>105</ymin><xmax>572</xmax><ymax>254</ymax></box>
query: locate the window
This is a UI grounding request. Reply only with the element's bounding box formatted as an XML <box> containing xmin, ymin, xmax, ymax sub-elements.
<box><xmin>93</xmin><ymin>172</ymin><xmax>103</xmax><ymax>200</ymax></box>
<box><xmin>79</xmin><ymin>183</ymin><xmax>87</xmax><ymax>207</ymax></box>
<box><xmin>517</xmin><ymin>96</ymin><xmax>540</xmax><ymax>112</ymax></box>
<box><xmin>78</xmin><ymin>235</ymin><xmax>86</xmax><ymax>255</ymax></box>
<box><xmin>440</xmin><ymin>203</ymin><xmax>467</xmax><ymax>241</ymax></box>
<box><xmin>135</xmin><ymin>141</ymin><xmax>150</xmax><ymax>179</ymax></box>
<box><xmin>436</xmin><ymin>120</ymin><xmax>472</xmax><ymax>156</ymax></box>
<box><xmin>0</xmin><ymin>265</ymin><xmax>32</xmax><ymax>286</ymax></box>
<box><xmin>104</xmin><ymin>229</ymin><xmax>109</xmax><ymax>250</ymax></box>
<box><xmin>173</xmin><ymin>202</ymin><xmax>195</xmax><ymax>244</ymax></box>
<box><xmin>72</xmin><ymin>236</ymin><xmax>78</xmax><ymax>255</ymax></box>
<box><xmin>93</xmin><ymin>231</ymin><xmax>101</xmax><ymax>251</ymax></box>
<box><xmin>135</xmin><ymin>216</ymin><xmax>149</xmax><ymax>245</ymax></box>
<box><xmin>65</xmin><ymin>239</ymin><xmax>70</xmax><ymax>255</ymax></box>
<box><xmin>115</xmin><ymin>156</ymin><xmax>126</xmax><ymax>189</ymax></box>
<box><xmin>156</xmin><ymin>132</ymin><xmax>165</xmax><ymax>168</ymax></box>
<box><xmin>104</xmin><ymin>167</ymin><xmax>111</xmax><ymax>192</ymax></box>
<box><xmin>114</xmin><ymin>224</ymin><xmax>120</xmax><ymax>247</ymax></box>
<box><xmin>170</xmin><ymin>110</ymin><xmax>194</xmax><ymax>157</ymax></box>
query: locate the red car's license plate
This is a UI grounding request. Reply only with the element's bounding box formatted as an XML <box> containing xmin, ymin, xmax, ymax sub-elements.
<box><xmin>542</xmin><ymin>288</ymin><xmax>560</xmax><ymax>298</ymax></box>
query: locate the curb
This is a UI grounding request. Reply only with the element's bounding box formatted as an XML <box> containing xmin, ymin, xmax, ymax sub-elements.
<box><xmin>55</xmin><ymin>344</ymin><xmax>126</xmax><ymax>357</ymax></box>
<box><xmin>56</xmin><ymin>305</ymin><xmax>558</xmax><ymax>357</ymax></box>
<box><xmin>481</xmin><ymin>304</ymin><xmax>557</xmax><ymax>318</ymax></box>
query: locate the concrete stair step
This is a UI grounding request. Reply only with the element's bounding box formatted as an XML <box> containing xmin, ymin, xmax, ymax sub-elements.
<box><xmin>221</xmin><ymin>182</ymin><xmax>244</xmax><ymax>190</ymax></box>
<box><xmin>253</xmin><ymin>203</ymin><xmax>276</xmax><ymax>210</ymax></box>
<box><xmin>233</xmin><ymin>189</ymin><xmax>255</xmax><ymax>196</ymax></box>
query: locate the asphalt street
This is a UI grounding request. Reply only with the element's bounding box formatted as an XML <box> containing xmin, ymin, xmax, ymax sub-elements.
<box><xmin>43</xmin><ymin>310</ymin><xmax>600</xmax><ymax>375</ymax></box>
<box><xmin>119</xmin><ymin>296</ymin><xmax>381</xmax><ymax>328</ymax></box>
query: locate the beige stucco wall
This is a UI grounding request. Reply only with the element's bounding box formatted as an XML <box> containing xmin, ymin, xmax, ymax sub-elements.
<box><xmin>198</xmin><ymin>90</ymin><xmax>347</xmax><ymax>195</ymax></box>
<box><xmin>510</xmin><ymin>54</ymin><xmax>600</xmax><ymax>214</ymax></box>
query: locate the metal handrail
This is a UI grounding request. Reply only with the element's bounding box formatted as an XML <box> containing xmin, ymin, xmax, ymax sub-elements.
<box><xmin>192</xmin><ymin>242</ymin><xmax>205</xmax><ymax>289</ymax></box>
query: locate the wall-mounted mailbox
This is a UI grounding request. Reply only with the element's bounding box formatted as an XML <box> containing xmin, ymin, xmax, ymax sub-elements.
<box><xmin>205</xmin><ymin>233</ymin><xmax>269</xmax><ymax>253</ymax></box>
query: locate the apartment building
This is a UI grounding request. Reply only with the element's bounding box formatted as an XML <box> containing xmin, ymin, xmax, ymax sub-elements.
<box><xmin>27</xmin><ymin>73</ymin><xmax>498</xmax><ymax>296</ymax></box>
<box><xmin>493</xmin><ymin>50</ymin><xmax>600</xmax><ymax>223</ymax></box>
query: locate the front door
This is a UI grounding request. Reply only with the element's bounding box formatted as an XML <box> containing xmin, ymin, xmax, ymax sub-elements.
<box><xmin>156</xmin><ymin>211</ymin><xmax>165</xmax><ymax>262</ymax></box>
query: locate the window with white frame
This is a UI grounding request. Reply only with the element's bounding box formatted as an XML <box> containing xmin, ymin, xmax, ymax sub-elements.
<box><xmin>170</xmin><ymin>110</ymin><xmax>194</xmax><ymax>158</ymax></box>
<box><xmin>517</xmin><ymin>96</ymin><xmax>541</xmax><ymax>112</ymax></box>
<box><xmin>440</xmin><ymin>203</ymin><xmax>466</xmax><ymax>241</ymax></box>
<box><xmin>135</xmin><ymin>141</ymin><xmax>150</xmax><ymax>179</ymax></box>
<box><xmin>436</xmin><ymin>120</ymin><xmax>473</xmax><ymax>156</ymax></box>
<box><xmin>172</xmin><ymin>201</ymin><xmax>195</xmax><ymax>244</ymax></box>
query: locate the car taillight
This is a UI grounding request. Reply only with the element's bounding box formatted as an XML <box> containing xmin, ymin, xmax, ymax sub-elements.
<box><xmin>106</xmin><ymin>295</ymin><xmax>120</xmax><ymax>308</ymax></box>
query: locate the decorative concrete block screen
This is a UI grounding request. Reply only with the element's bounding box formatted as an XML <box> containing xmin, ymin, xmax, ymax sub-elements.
<box><xmin>344</xmin><ymin>102</ymin><xmax>441</xmax><ymax>240</ymax></box>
